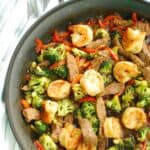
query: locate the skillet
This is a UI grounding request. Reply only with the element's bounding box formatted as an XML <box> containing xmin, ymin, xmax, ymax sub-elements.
<box><xmin>3</xmin><ymin>0</ymin><xmax>150</xmax><ymax>149</ymax></box>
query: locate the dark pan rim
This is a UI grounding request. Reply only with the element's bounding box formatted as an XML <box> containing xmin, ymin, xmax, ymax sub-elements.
<box><xmin>3</xmin><ymin>0</ymin><xmax>150</xmax><ymax>149</ymax></box>
<box><xmin>4</xmin><ymin>0</ymin><xmax>80</xmax><ymax>149</ymax></box>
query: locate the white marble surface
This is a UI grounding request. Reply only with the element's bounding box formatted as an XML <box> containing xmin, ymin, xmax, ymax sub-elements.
<box><xmin>0</xmin><ymin>0</ymin><xmax>149</xmax><ymax>150</ymax></box>
<box><xmin>0</xmin><ymin>0</ymin><xmax>68</xmax><ymax>149</ymax></box>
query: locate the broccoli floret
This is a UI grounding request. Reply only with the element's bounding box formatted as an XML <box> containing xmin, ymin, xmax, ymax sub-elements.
<box><xmin>30</xmin><ymin>64</ymin><xmax>58</xmax><ymax>80</ymax></box>
<box><xmin>113</xmin><ymin>137</ymin><xmax>135</xmax><ymax>150</ymax></box>
<box><xmin>99</xmin><ymin>61</ymin><xmax>114</xmax><ymax>85</ymax></box>
<box><xmin>135</xmin><ymin>80</ymin><xmax>150</xmax><ymax>107</ymax></box>
<box><xmin>24</xmin><ymin>91</ymin><xmax>43</xmax><ymax>108</ymax></box>
<box><xmin>34</xmin><ymin>121</ymin><xmax>48</xmax><ymax>133</ymax></box>
<box><xmin>121</xmin><ymin>86</ymin><xmax>135</xmax><ymax>108</ymax></box>
<box><xmin>112</xmin><ymin>46</ymin><xmax>119</xmax><ymax>55</ymax></box>
<box><xmin>39</xmin><ymin>134</ymin><xmax>57</xmax><ymax>150</ymax></box>
<box><xmin>102</xmin><ymin>74</ymin><xmax>114</xmax><ymax>86</ymax></box>
<box><xmin>74</xmin><ymin>108</ymin><xmax>82</xmax><ymax>118</ymax></box>
<box><xmin>99</xmin><ymin>60</ymin><xmax>113</xmax><ymax>75</ymax></box>
<box><xmin>81</xmin><ymin>102</ymin><xmax>96</xmax><ymax>119</ymax></box>
<box><xmin>28</xmin><ymin>75</ymin><xmax>50</xmax><ymax>94</ymax></box>
<box><xmin>74</xmin><ymin>103</ymin><xmax>96</xmax><ymax>119</ymax></box>
<box><xmin>24</xmin><ymin>92</ymin><xmax>32</xmax><ymax>104</ymax></box>
<box><xmin>43</xmin><ymin>44</ymin><xmax>65</xmax><ymax>63</ymax></box>
<box><xmin>86</xmin><ymin>53</ymin><xmax>97</xmax><ymax>60</ymax></box>
<box><xmin>107</xmin><ymin>146</ymin><xmax>117</xmax><ymax>150</ymax></box>
<box><xmin>57</xmin><ymin>99</ymin><xmax>75</xmax><ymax>116</ymax></box>
<box><xmin>30</xmin><ymin>61</ymin><xmax>37</xmax><ymax>72</ymax></box>
<box><xmin>136</xmin><ymin>98</ymin><xmax>150</xmax><ymax>108</ymax></box>
<box><xmin>31</xmin><ymin>120</ymin><xmax>48</xmax><ymax>134</ymax></box>
<box><xmin>147</xmin><ymin>141</ymin><xmax>150</xmax><ymax>150</ymax></box>
<box><xmin>77</xmin><ymin>102</ymin><xmax>99</xmax><ymax>134</ymax></box>
<box><xmin>111</xmin><ymin>31</ymin><xmax>121</xmax><ymax>41</ymax></box>
<box><xmin>34</xmin><ymin>66</ymin><xmax>50</xmax><ymax>77</ymax></box>
<box><xmin>72</xmin><ymin>84</ymin><xmax>86</xmax><ymax>101</ymax></box>
<box><xmin>135</xmin><ymin>80</ymin><xmax>148</xmax><ymax>96</ymax></box>
<box><xmin>111</xmin><ymin>31</ymin><xmax>122</xmax><ymax>47</ymax></box>
<box><xmin>72</xmin><ymin>47</ymin><xmax>96</xmax><ymax>60</ymax></box>
<box><xmin>106</xmin><ymin>95</ymin><xmax>121</xmax><ymax>113</ymax></box>
<box><xmin>137</xmin><ymin>126</ymin><xmax>150</xmax><ymax>142</ymax></box>
<box><xmin>37</xmin><ymin>52</ymin><xmax>44</xmax><ymax>62</ymax></box>
<box><xmin>72</xmin><ymin>48</ymin><xmax>88</xmax><ymax>58</ymax></box>
<box><xmin>51</xmin><ymin>65</ymin><xmax>68</xmax><ymax>79</ymax></box>
<box><xmin>31</xmin><ymin>92</ymin><xmax>43</xmax><ymax>108</ymax></box>
<box><xmin>95</xmin><ymin>28</ymin><xmax>109</xmax><ymax>39</ymax></box>
<box><xmin>89</xmin><ymin>116</ymin><xmax>99</xmax><ymax>134</ymax></box>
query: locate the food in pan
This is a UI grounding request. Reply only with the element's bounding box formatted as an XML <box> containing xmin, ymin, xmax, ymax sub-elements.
<box><xmin>20</xmin><ymin>12</ymin><xmax>150</xmax><ymax>150</ymax></box>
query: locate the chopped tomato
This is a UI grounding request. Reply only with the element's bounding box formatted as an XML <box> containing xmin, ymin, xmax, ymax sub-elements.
<box><xmin>110</xmin><ymin>25</ymin><xmax>125</xmax><ymax>34</ymax></box>
<box><xmin>142</xmin><ymin>141</ymin><xmax>147</xmax><ymax>150</ymax></box>
<box><xmin>72</xmin><ymin>74</ymin><xmax>83</xmax><ymax>84</ymax></box>
<box><xmin>80</xmin><ymin>96</ymin><xmax>96</xmax><ymax>103</ymax></box>
<box><xmin>101</xmin><ymin>15</ymin><xmax>122</xmax><ymax>27</ymax></box>
<box><xmin>103</xmin><ymin>15</ymin><xmax>122</xmax><ymax>23</ymax></box>
<box><xmin>63</xmin><ymin>40</ymin><xmax>72</xmax><ymax>47</ymax></box>
<box><xmin>104</xmin><ymin>47</ymin><xmax>119</xmax><ymax>61</ymax></box>
<box><xmin>50</xmin><ymin>60</ymin><xmax>66</xmax><ymax>69</ymax></box>
<box><xmin>99</xmin><ymin>15</ymin><xmax>123</xmax><ymax>30</ymax></box>
<box><xmin>98</xmin><ymin>20</ymin><xmax>105</xmax><ymax>28</ymax></box>
<box><xmin>35</xmin><ymin>38</ymin><xmax>44</xmax><ymax>54</ymax></box>
<box><xmin>52</xmin><ymin>30</ymin><xmax>70</xmax><ymax>43</ymax></box>
<box><xmin>34</xmin><ymin>140</ymin><xmax>44</xmax><ymax>150</ymax></box>
<box><xmin>127</xmin><ymin>79</ymin><xmax>135</xmax><ymax>86</ymax></box>
<box><xmin>83</xmin><ymin>48</ymin><xmax>98</xmax><ymax>53</ymax></box>
<box><xmin>20</xmin><ymin>99</ymin><xmax>30</xmax><ymax>109</ymax></box>
<box><xmin>132</xmin><ymin>12</ymin><xmax>138</xmax><ymax>25</ymax></box>
<box><xmin>64</xmin><ymin>44</ymin><xmax>72</xmax><ymax>52</ymax></box>
<box><xmin>87</xmin><ymin>18</ymin><xmax>98</xmax><ymax>26</ymax></box>
<box><xmin>108</xmin><ymin>49</ymin><xmax>119</xmax><ymax>61</ymax></box>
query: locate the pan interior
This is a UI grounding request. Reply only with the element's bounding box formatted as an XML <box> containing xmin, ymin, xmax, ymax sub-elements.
<box><xmin>4</xmin><ymin>0</ymin><xmax>150</xmax><ymax>149</ymax></box>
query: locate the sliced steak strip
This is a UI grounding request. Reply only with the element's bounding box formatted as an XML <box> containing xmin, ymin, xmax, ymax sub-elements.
<box><xmin>142</xmin><ymin>66</ymin><xmax>150</xmax><ymax>82</ymax></box>
<box><xmin>101</xmin><ymin>82</ymin><xmax>125</xmax><ymax>96</ymax></box>
<box><xmin>137</xmin><ymin>21</ymin><xmax>150</xmax><ymax>35</ymax></box>
<box><xmin>51</xmin><ymin>123</ymin><xmax>62</xmax><ymax>142</ymax></box>
<box><xmin>113</xmin><ymin>36</ymin><xmax>145</xmax><ymax>67</ymax></box>
<box><xmin>22</xmin><ymin>108</ymin><xmax>40</xmax><ymax>122</ymax></box>
<box><xmin>86</xmin><ymin>39</ymin><xmax>110</xmax><ymax>49</ymax></box>
<box><xmin>96</xmin><ymin>97</ymin><xmax>107</xmax><ymax>150</ymax></box>
<box><xmin>139</xmin><ymin>42</ymin><xmax>150</xmax><ymax>65</ymax></box>
<box><xmin>90</xmin><ymin>56</ymin><xmax>105</xmax><ymax>71</ymax></box>
<box><xmin>78</xmin><ymin>117</ymin><xmax>98</xmax><ymax>146</ymax></box>
<box><xmin>63</xmin><ymin>113</ymin><xmax>74</xmax><ymax>124</ymax></box>
<box><xmin>66</xmin><ymin>52</ymin><xmax>79</xmax><ymax>81</ymax></box>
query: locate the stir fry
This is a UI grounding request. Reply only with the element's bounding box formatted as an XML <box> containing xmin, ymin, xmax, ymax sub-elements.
<box><xmin>20</xmin><ymin>12</ymin><xmax>150</xmax><ymax>150</ymax></box>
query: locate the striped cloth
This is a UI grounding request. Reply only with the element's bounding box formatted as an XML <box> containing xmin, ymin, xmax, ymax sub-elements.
<box><xmin>0</xmin><ymin>0</ymin><xmax>68</xmax><ymax>149</ymax></box>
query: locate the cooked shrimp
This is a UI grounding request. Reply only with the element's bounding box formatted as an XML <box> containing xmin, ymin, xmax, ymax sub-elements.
<box><xmin>122</xmin><ymin>27</ymin><xmax>146</xmax><ymax>54</ymax></box>
<box><xmin>122</xmin><ymin>107</ymin><xmax>147</xmax><ymax>130</ymax></box>
<box><xmin>104</xmin><ymin>117</ymin><xmax>123</xmax><ymax>138</ymax></box>
<box><xmin>70</xmin><ymin>24</ymin><xmax>93</xmax><ymax>47</ymax></box>
<box><xmin>59</xmin><ymin>123</ymin><xmax>82</xmax><ymax>150</ymax></box>
<box><xmin>77</xmin><ymin>142</ymin><xmax>96</xmax><ymax>150</ymax></box>
<box><xmin>47</xmin><ymin>80</ymin><xmax>71</xmax><ymax>100</ymax></box>
<box><xmin>113</xmin><ymin>61</ymin><xmax>139</xmax><ymax>83</ymax></box>
<box><xmin>80</xmin><ymin>69</ymin><xmax>104</xmax><ymax>96</ymax></box>
<box><xmin>41</xmin><ymin>101</ymin><xmax>58</xmax><ymax>124</ymax></box>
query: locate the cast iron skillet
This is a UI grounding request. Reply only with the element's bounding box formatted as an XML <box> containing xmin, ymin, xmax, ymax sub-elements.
<box><xmin>4</xmin><ymin>0</ymin><xmax>150</xmax><ymax>149</ymax></box>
